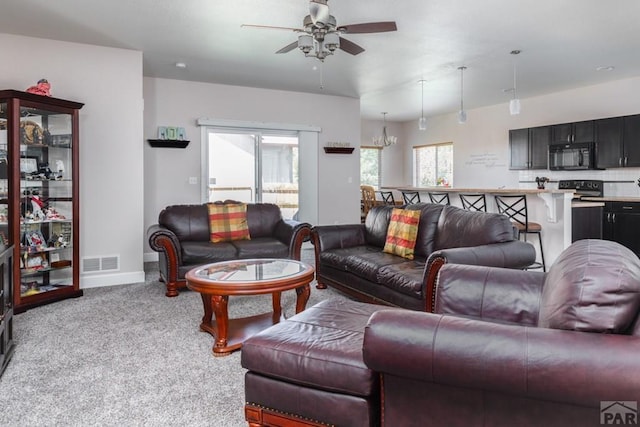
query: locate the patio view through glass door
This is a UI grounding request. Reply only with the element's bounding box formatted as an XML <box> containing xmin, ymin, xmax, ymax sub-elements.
<box><xmin>207</xmin><ymin>130</ymin><xmax>299</xmax><ymax>220</ymax></box>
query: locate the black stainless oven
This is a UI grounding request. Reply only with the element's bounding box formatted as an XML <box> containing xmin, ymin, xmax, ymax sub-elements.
<box><xmin>549</xmin><ymin>142</ymin><xmax>598</xmax><ymax>170</ymax></box>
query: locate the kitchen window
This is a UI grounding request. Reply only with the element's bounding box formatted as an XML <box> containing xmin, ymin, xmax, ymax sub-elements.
<box><xmin>414</xmin><ymin>142</ymin><xmax>453</xmax><ymax>186</ymax></box>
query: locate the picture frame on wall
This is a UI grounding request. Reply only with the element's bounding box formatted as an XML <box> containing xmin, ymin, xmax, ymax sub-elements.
<box><xmin>157</xmin><ymin>126</ymin><xmax>167</xmax><ymax>140</ymax></box>
<box><xmin>177</xmin><ymin>127</ymin><xmax>186</xmax><ymax>140</ymax></box>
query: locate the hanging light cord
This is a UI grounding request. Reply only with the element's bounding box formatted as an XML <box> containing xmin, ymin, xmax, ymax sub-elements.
<box><xmin>460</xmin><ymin>68</ymin><xmax>464</xmax><ymax>111</ymax></box>
<box><xmin>421</xmin><ymin>80</ymin><xmax>425</xmax><ymax>119</ymax></box>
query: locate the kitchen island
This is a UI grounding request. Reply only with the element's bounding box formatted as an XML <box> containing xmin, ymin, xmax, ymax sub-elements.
<box><xmin>386</xmin><ymin>186</ymin><xmax>576</xmax><ymax>268</ymax></box>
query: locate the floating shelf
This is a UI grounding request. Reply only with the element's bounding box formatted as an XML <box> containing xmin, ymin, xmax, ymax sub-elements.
<box><xmin>323</xmin><ymin>147</ymin><xmax>354</xmax><ymax>154</ymax></box>
<box><xmin>147</xmin><ymin>139</ymin><xmax>190</xmax><ymax>148</ymax></box>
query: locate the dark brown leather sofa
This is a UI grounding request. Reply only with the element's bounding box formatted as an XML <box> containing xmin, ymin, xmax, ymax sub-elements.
<box><xmin>242</xmin><ymin>239</ymin><xmax>640</xmax><ymax>427</ymax></box>
<box><xmin>312</xmin><ymin>203</ymin><xmax>536</xmax><ymax>311</ymax></box>
<box><xmin>147</xmin><ymin>203</ymin><xmax>311</xmax><ymax>296</ymax></box>
<box><xmin>364</xmin><ymin>239</ymin><xmax>640</xmax><ymax>427</ymax></box>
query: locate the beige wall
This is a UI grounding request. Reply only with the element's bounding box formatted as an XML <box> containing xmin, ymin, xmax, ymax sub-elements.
<box><xmin>0</xmin><ymin>33</ymin><xmax>144</xmax><ymax>287</ymax></box>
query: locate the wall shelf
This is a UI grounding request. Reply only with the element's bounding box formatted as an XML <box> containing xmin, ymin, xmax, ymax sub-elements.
<box><xmin>323</xmin><ymin>147</ymin><xmax>354</xmax><ymax>154</ymax></box>
<box><xmin>147</xmin><ymin>139</ymin><xmax>190</xmax><ymax>148</ymax></box>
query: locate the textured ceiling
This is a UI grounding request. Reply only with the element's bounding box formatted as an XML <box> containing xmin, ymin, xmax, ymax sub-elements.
<box><xmin>2</xmin><ymin>0</ymin><xmax>640</xmax><ymax>121</ymax></box>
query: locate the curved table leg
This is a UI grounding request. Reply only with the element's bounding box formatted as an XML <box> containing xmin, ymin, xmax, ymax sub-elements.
<box><xmin>295</xmin><ymin>283</ymin><xmax>310</xmax><ymax>314</ymax></box>
<box><xmin>211</xmin><ymin>295</ymin><xmax>230</xmax><ymax>356</ymax></box>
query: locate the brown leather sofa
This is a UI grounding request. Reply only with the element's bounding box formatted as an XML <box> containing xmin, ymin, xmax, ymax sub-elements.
<box><xmin>147</xmin><ymin>203</ymin><xmax>311</xmax><ymax>296</ymax></box>
<box><xmin>312</xmin><ymin>203</ymin><xmax>536</xmax><ymax>311</ymax></box>
<box><xmin>242</xmin><ymin>239</ymin><xmax>640</xmax><ymax>427</ymax></box>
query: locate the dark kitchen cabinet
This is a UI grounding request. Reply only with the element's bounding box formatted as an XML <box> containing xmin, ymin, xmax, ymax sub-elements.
<box><xmin>596</xmin><ymin>115</ymin><xmax>640</xmax><ymax>168</ymax></box>
<box><xmin>622</xmin><ymin>114</ymin><xmax>640</xmax><ymax>167</ymax></box>
<box><xmin>551</xmin><ymin>120</ymin><xmax>594</xmax><ymax>144</ymax></box>
<box><xmin>572</xmin><ymin>206</ymin><xmax>603</xmax><ymax>242</ymax></box>
<box><xmin>509</xmin><ymin>126</ymin><xmax>548</xmax><ymax>170</ymax></box>
<box><xmin>595</xmin><ymin>117</ymin><xmax>624</xmax><ymax>168</ymax></box>
<box><xmin>603</xmin><ymin>201</ymin><xmax>640</xmax><ymax>257</ymax></box>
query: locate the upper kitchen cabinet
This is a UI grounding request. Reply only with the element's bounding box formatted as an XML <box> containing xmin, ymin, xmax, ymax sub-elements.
<box><xmin>622</xmin><ymin>114</ymin><xmax>640</xmax><ymax>167</ymax></box>
<box><xmin>509</xmin><ymin>126</ymin><xmax>549</xmax><ymax>170</ymax></box>
<box><xmin>595</xmin><ymin>117</ymin><xmax>624</xmax><ymax>168</ymax></box>
<box><xmin>551</xmin><ymin>120</ymin><xmax>594</xmax><ymax>144</ymax></box>
<box><xmin>595</xmin><ymin>115</ymin><xmax>640</xmax><ymax>168</ymax></box>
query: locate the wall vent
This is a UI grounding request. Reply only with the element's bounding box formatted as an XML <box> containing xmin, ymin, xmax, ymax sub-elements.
<box><xmin>82</xmin><ymin>255</ymin><xmax>120</xmax><ymax>273</ymax></box>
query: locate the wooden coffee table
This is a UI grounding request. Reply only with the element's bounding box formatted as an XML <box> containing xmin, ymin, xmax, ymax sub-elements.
<box><xmin>185</xmin><ymin>258</ymin><xmax>315</xmax><ymax>356</ymax></box>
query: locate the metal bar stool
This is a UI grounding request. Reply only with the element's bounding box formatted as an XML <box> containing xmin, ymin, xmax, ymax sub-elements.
<box><xmin>377</xmin><ymin>190</ymin><xmax>396</xmax><ymax>205</ymax></box>
<box><xmin>428</xmin><ymin>192</ymin><xmax>451</xmax><ymax>205</ymax></box>
<box><xmin>494</xmin><ymin>194</ymin><xmax>546</xmax><ymax>271</ymax></box>
<box><xmin>459</xmin><ymin>193</ymin><xmax>487</xmax><ymax>212</ymax></box>
<box><xmin>401</xmin><ymin>190</ymin><xmax>421</xmax><ymax>204</ymax></box>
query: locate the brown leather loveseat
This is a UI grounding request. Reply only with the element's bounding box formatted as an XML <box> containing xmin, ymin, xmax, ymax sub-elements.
<box><xmin>147</xmin><ymin>203</ymin><xmax>311</xmax><ymax>296</ymax></box>
<box><xmin>312</xmin><ymin>203</ymin><xmax>536</xmax><ymax>311</ymax></box>
<box><xmin>242</xmin><ymin>239</ymin><xmax>640</xmax><ymax>426</ymax></box>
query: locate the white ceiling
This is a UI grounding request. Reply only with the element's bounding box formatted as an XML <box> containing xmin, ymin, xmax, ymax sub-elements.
<box><xmin>2</xmin><ymin>0</ymin><xmax>640</xmax><ymax>121</ymax></box>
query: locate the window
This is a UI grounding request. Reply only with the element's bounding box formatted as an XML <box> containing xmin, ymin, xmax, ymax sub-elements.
<box><xmin>205</xmin><ymin>130</ymin><xmax>299</xmax><ymax>220</ymax></box>
<box><xmin>360</xmin><ymin>146</ymin><xmax>381</xmax><ymax>188</ymax></box>
<box><xmin>414</xmin><ymin>142</ymin><xmax>453</xmax><ymax>187</ymax></box>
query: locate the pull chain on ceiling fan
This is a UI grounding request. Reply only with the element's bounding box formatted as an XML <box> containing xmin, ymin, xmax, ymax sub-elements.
<box><xmin>242</xmin><ymin>0</ymin><xmax>397</xmax><ymax>61</ymax></box>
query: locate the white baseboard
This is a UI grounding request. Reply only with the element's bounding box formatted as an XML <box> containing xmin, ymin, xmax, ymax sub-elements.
<box><xmin>80</xmin><ymin>270</ymin><xmax>146</xmax><ymax>289</ymax></box>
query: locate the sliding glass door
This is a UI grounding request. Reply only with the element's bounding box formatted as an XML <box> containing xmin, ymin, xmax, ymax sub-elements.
<box><xmin>206</xmin><ymin>130</ymin><xmax>299</xmax><ymax>220</ymax></box>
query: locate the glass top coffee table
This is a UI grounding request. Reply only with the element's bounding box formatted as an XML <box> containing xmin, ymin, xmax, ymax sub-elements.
<box><xmin>186</xmin><ymin>258</ymin><xmax>315</xmax><ymax>356</ymax></box>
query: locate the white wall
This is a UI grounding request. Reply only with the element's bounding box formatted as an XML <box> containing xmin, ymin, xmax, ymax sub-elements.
<box><xmin>360</xmin><ymin>119</ymin><xmax>406</xmax><ymax>194</ymax></box>
<box><xmin>0</xmin><ymin>33</ymin><xmax>145</xmax><ymax>288</ymax></box>
<box><xmin>143</xmin><ymin>78</ymin><xmax>361</xmax><ymax>259</ymax></box>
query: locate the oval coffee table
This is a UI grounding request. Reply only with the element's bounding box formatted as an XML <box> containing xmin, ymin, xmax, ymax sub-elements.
<box><xmin>186</xmin><ymin>258</ymin><xmax>315</xmax><ymax>356</ymax></box>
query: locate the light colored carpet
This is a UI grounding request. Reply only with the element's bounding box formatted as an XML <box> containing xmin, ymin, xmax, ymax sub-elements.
<box><xmin>0</xmin><ymin>250</ymin><xmax>348</xmax><ymax>426</ymax></box>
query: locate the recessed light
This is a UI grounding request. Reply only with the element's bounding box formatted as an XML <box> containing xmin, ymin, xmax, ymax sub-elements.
<box><xmin>596</xmin><ymin>65</ymin><xmax>615</xmax><ymax>72</ymax></box>
<box><xmin>175</xmin><ymin>62</ymin><xmax>187</xmax><ymax>69</ymax></box>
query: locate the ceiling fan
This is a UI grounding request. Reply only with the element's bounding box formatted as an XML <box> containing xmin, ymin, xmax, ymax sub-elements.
<box><xmin>242</xmin><ymin>0</ymin><xmax>397</xmax><ymax>61</ymax></box>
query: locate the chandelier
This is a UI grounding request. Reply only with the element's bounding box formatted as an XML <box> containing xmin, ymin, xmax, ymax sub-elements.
<box><xmin>373</xmin><ymin>112</ymin><xmax>397</xmax><ymax>147</ymax></box>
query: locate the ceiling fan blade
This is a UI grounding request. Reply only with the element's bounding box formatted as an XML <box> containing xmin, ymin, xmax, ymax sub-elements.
<box><xmin>339</xmin><ymin>37</ymin><xmax>365</xmax><ymax>55</ymax></box>
<box><xmin>241</xmin><ymin>24</ymin><xmax>303</xmax><ymax>32</ymax></box>
<box><xmin>337</xmin><ymin>21</ymin><xmax>397</xmax><ymax>34</ymax></box>
<box><xmin>276</xmin><ymin>41</ymin><xmax>299</xmax><ymax>54</ymax></box>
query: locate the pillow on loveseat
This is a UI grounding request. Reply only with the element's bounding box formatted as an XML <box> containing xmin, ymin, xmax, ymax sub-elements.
<box><xmin>207</xmin><ymin>202</ymin><xmax>251</xmax><ymax>243</ymax></box>
<box><xmin>538</xmin><ymin>239</ymin><xmax>640</xmax><ymax>333</ymax></box>
<box><xmin>383</xmin><ymin>208</ymin><xmax>421</xmax><ymax>260</ymax></box>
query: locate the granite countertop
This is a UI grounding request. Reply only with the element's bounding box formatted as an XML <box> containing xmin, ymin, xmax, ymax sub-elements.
<box><xmin>572</xmin><ymin>201</ymin><xmax>605</xmax><ymax>208</ymax></box>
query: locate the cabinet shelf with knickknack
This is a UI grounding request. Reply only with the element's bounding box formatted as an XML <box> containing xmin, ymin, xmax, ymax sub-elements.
<box><xmin>0</xmin><ymin>89</ymin><xmax>83</xmax><ymax>313</ymax></box>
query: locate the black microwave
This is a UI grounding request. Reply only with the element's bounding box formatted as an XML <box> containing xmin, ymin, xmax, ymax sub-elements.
<box><xmin>548</xmin><ymin>142</ymin><xmax>599</xmax><ymax>170</ymax></box>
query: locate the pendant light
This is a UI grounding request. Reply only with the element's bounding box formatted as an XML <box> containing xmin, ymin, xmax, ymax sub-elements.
<box><xmin>509</xmin><ymin>50</ymin><xmax>521</xmax><ymax>115</ymax></box>
<box><xmin>418</xmin><ymin>79</ymin><xmax>427</xmax><ymax>130</ymax></box>
<box><xmin>372</xmin><ymin>112</ymin><xmax>397</xmax><ymax>147</ymax></box>
<box><xmin>457</xmin><ymin>66</ymin><xmax>467</xmax><ymax>124</ymax></box>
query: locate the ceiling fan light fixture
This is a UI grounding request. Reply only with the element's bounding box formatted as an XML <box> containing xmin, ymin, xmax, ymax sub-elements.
<box><xmin>309</xmin><ymin>0</ymin><xmax>330</xmax><ymax>26</ymax></box>
<box><xmin>324</xmin><ymin>32</ymin><xmax>340</xmax><ymax>52</ymax></box>
<box><xmin>298</xmin><ymin>34</ymin><xmax>314</xmax><ymax>54</ymax></box>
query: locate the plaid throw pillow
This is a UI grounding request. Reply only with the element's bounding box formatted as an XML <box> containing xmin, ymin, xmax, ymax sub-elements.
<box><xmin>383</xmin><ymin>208</ymin><xmax>421</xmax><ymax>260</ymax></box>
<box><xmin>207</xmin><ymin>202</ymin><xmax>251</xmax><ymax>243</ymax></box>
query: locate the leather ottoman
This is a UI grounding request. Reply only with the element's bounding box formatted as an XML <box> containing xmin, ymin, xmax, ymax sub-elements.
<box><xmin>241</xmin><ymin>298</ymin><xmax>388</xmax><ymax>427</ymax></box>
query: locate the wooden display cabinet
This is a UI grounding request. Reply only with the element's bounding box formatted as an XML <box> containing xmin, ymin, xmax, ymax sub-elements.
<box><xmin>0</xmin><ymin>90</ymin><xmax>84</xmax><ymax>313</ymax></box>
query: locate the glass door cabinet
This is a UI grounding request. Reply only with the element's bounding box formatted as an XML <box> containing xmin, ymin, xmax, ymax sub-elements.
<box><xmin>0</xmin><ymin>90</ymin><xmax>83</xmax><ymax>313</ymax></box>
